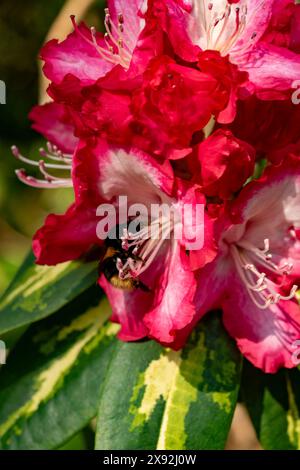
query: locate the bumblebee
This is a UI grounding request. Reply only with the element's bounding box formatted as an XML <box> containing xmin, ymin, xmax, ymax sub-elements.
<box><xmin>99</xmin><ymin>235</ymin><xmax>150</xmax><ymax>292</ymax></box>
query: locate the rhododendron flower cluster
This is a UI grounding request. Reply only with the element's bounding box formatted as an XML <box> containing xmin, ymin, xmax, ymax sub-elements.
<box><xmin>14</xmin><ymin>0</ymin><xmax>300</xmax><ymax>374</ymax></box>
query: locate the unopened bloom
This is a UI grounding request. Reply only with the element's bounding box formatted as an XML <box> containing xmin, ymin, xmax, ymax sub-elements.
<box><xmin>193</xmin><ymin>129</ymin><xmax>256</xmax><ymax>199</ymax></box>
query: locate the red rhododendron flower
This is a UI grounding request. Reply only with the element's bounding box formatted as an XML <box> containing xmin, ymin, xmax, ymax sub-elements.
<box><xmin>37</xmin><ymin>49</ymin><xmax>242</xmax><ymax>160</ymax></box>
<box><xmin>34</xmin><ymin>0</ymin><xmax>248</xmax><ymax>159</ymax></box>
<box><xmin>33</xmin><ymin>0</ymin><xmax>165</xmax><ymax>152</ymax></box>
<box><xmin>13</xmin><ymin>0</ymin><xmax>300</xmax><ymax>375</ymax></box>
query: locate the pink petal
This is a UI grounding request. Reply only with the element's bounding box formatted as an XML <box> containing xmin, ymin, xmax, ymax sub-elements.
<box><xmin>33</xmin><ymin>203</ymin><xmax>100</xmax><ymax>265</ymax></box>
<box><xmin>143</xmin><ymin>242</ymin><xmax>197</xmax><ymax>346</ymax></box>
<box><xmin>29</xmin><ymin>102</ymin><xmax>78</xmax><ymax>154</ymax></box>
<box><xmin>41</xmin><ymin>23</ymin><xmax>114</xmax><ymax>85</ymax></box>
<box><xmin>229</xmin><ymin>155</ymin><xmax>300</xmax><ymax>279</ymax></box>
<box><xmin>108</xmin><ymin>0</ymin><xmax>146</xmax><ymax>52</ymax></box>
<box><xmin>175</xmin><ymin>180</ymin><xmax>217</xmax><ymax>270</ymax></box>
<box><xmin>99</xmin><ymin>241</ymin><xmax>197</xmax><ymax>346</ymax></box>
<box><xmin>99</xmin><ymin>275</ymin><xmax>150</xmax><ymax>341</ymax></box>
<box><xmin>79</xmin><ymin>139</ymin><xmax>175</xmax><ymax>204</ymax></box>
<box><xmin>232</xmin><ymin>0</ymin><xmax>275</xmax><ymax>54</ymax></box>
<box><xmin>222</xmin><ymin>273</ymin><xmax>300</xmax><ymax>373</ymax></box>
<box><xmin>235</xmin><ymin>42</ymin><xmax>300</xmax><ymax>94</ymax></box>
<box><xmin>148</xmin><ymin>0</ymin><xmax>200</xmax><ymax>62</ymax></box>
<box><xmin>166</xmin><ymin>256</ymin><xmax>230</xmax><ymax>350</ymax></box>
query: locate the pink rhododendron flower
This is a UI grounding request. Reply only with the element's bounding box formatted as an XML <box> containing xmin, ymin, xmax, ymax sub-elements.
<box><xmin>151</xmin><ymin>0</ymin><xmax>300</xmax><ymax>97</ymax></box>
<box><xmin>31</xmin><ymin>139</ymin><xmax>215</xmax><ymax>346</ymax></box>
<box><xmin>41</xmin><ymin>0</ymin><xmax>149</xmax><ymax>85</ymax></box>
<box><xmin>187</xmin><ymin>156</ymin><xmax>300</xmax><ymax>373</ymax></box>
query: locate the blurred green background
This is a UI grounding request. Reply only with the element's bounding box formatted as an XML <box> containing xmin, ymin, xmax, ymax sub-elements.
<box><xmin>0</xmin><ymin>0</ymin><xmax>104</xmax><ymax>294</ymax></box>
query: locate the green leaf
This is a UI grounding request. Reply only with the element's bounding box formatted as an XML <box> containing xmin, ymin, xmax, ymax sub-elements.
<box><xmin>0</xmin><ymin>252</ymin><xmax>98</xmax><ymax>335</ymax></box>
<box><xmin>0</xmin><ymin>288</ymin><xmax>118</xmax><ymax>450</ymax></box>
<box><xmin>241</xmin><ymin>361</ymin><xmax>300</xmax><ymax>450</ymax></box>
<box><xmin>95</xmin><ymin>312</ymin><xmax>242</xmax><ymax>450</ymax></box>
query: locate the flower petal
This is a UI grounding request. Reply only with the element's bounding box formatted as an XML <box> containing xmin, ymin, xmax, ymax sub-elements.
<box><xmin>290</xmin><ymin>4</ymin><xmax>300</xmax><ymax>53</ymax></box>
<box><xmin>196</xmin><ymin>129</ymin><xmax>255</xmax><ymax>200</ymax></box>
<box><xmin>148</xmin><ymin>0</ymin><xmax>200</xmax><ymax>62</ymax></box>
<box><xmin>80</xmin><ymin>139</ymin><xmax>175</xmax><ymax>204</ymax></box>
<box><xmin>222</xmin><ymin>273</ymin><xmax>300</xmax><ymax>373</ymax></box>
<box><xmin>101</xmin><ymin>241</ymin><xmax>197</xmax><ymax>347</ymax></box>
<box><xmin>99</xmin><ymin>275</ymin><xmax>150</xmax><ymax>341</ymax></box>
<box><xmin>41</xmin><ymin>23</ymin><xmax>115</xmax><ymax>85</ymax></box>
<box><xmin>108</xmin><ymin>0</ymin><xmax>146</xmax><ymax>52</ymax></box>
<box><xmin>33</xmin><ymin>203</ymin><xmax>100</xmax><ymax>265</ymax></box>
<box><xmin>232</xmin><ymin>0</ymin><xmax>275</xmax><ymax>53</ymax></box>
<box><xmin>165</xmin><ymin>255</ymin><xmax>230</xmax><ymax>350</ymax></box>
<box><xmin>143</xmin><ymin>242</ymin><xmax>197</xmax><ymax>346</ymax></box>
<box><xmin>235</xmin><ymin>42</ymin><xmax>300</xmax><ymax>94</ymax></box>
<box><xmin>29</xmin><ymin>102</ymin><xmax>78</xmax><ymax>154</ymax></box>
<box><xmin>229</xmin><ymin>154</ymin><xmax>300</xmax><ymax>278</ymax></box>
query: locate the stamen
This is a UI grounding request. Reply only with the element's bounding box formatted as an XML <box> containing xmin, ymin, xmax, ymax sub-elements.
<box><xmin>230</xmin><ymin>238</ymin><xmax>298</xmax><ymax>310</ymax></box>
<box><xmin>201</xmin><ymin>1</ymin><xmax>249</xmax><ymax>55</ymax></box>
<box><xmin>15</xmin><ymin>169</ymin><xmax>73</xmax><ymax>189</ymax></box>
<box><xmin>39</xmin><ymin>142</ymin><xmax>72</xmax><ymax>163</ymax></box>
<box><xmin>70</xmin><ymin>11</ymin><xmax>132</xmax><ymax>70</ymax></box>
<box><xmin>12</xmin><ymin>145</ymin><xmax>73</xmax><ymax>189</ymax></box>
<box><xmin>214</xmin><ymin>5</ymin><xmax>231</xmax><ymax>50</ymax></box>
<box><xmin>117</xmin><ymin>217</ymin><xmax>175</xmax><ymax>281</ymax></box>
<box><xmin>12</xmin><ymin>146</ymin><xmax>71</xmax><ymax>170</ymax></box>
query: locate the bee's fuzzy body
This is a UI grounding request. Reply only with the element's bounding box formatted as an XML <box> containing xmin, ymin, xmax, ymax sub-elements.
<box><xmin>99</xmin><ymin>238</ymin><xmax>149</xmax><ymax>292</ymax></box>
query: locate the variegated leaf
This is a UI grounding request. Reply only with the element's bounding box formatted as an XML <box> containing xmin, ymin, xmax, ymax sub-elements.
<box><xmin>0</xmin><ymin>289</ymin><xmax>118</xmax><ymax>450</ymax></box>
<box><xmin>95</xmin><ymin>312</ymin><xmax>242</xmax><ymax>450</ymax></box>
<box><xmin>0</xmin><ymin>252</ymin><xmax>98</xmax><ymax>335</ymax></box>
<box><xmin>242</xmin><ymin>362</ymin><xmax>300</xmax><ymax>450</ymax></box>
